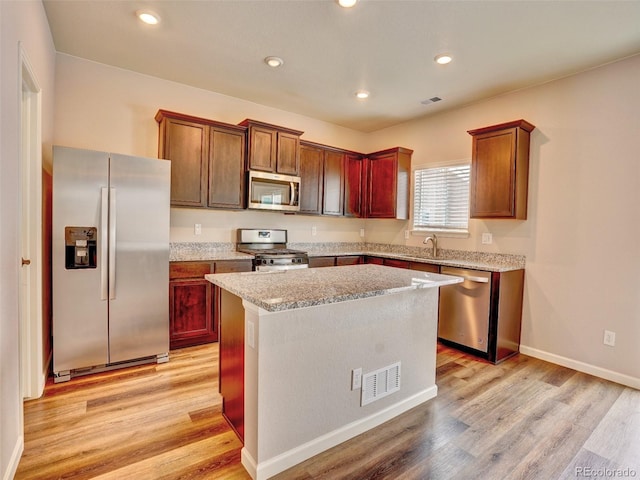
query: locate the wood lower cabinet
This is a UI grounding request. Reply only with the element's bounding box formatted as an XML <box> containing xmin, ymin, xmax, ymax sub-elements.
<box><xmin>156</xmin><ymin>110</ymin><xmax>246</xmax><ymax>209</ymax></box>
<box><xmin>218</xmin><ymin>288</ymin><xmax>245</xmax><ymax>440</ymax></box>
<box><xmin>468</xmin><ymin>119</ymin><xmax>535</xmax><ymax>219</ymax></box>
<box><xmin>169</xmin><ymin>260</ymin><xmax>251</xmax><ymax>349</ymax></box>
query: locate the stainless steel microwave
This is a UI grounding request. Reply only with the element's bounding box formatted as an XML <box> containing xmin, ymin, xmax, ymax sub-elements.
<box><xmin>247</xmin><ymin>170</ymin><xmax>301</xmax><ymax>212</ymax></box>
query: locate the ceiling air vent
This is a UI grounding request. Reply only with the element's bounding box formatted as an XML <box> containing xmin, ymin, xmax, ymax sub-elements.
<box><xmin>421</xmin><ymin>97</ymin><xmax>442</xmax><ymax>105</ymax></box>
<box><xmin>361</xmin><ymin>362</ymin><xmax>401</xmax><ymax>406</ymax></box>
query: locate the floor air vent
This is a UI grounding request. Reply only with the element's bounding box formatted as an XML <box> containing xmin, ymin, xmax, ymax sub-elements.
<box><xmin>361</xmin><ymin>362</ymin><xmax>401</xmax><ymax>406</ymax></box>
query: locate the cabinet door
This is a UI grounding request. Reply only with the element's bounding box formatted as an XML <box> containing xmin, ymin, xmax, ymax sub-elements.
<box><xmin>470</xmin><ymin>128</ymin><xmax>517</xmax><ymax>218</ymax></box>
<box><xmin>248</xmin><ymin>125</ymin><xmax>277</xmax><ymax>172</ymax></box>
<box><xmin>299</xmin><ymin>144</ymin><xmax>324</xmax><ymax>215</ymax></box>
<box><xmin>366</xmin><ymin>153</ymin><xmax>397</xmax><ymax>218</ymax></box>
<box><xmin>276</xmin><ymin>132</ymin><xmax>300</xmax><ymax>175</ymax></box>
<box><xmin>344</xmin><ymin>154</ymin><xmax>363</xmax><ymax>217</ymax></box>
<box><xmin>323</xmin><ymin>151</ymin><xmax>345</xmax><ymax>216</ymax></box>
<box><xmin>208</xmin><ymin>127</ymin><xmax>245</xmax><ymax>209</ymax></box>
<box><xmin>161</xmin><ymin>118</ymin><xmax>208</xmax><ymax>207</ymax></box>
<box><xmin>169</xmin><ymin>279</ymin><xmax>216</xmax><ymax>349</ymax></box>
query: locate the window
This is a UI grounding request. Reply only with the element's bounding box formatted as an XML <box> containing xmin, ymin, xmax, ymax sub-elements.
<box><xmin>413</xmin><ymin>163</ymin><xmax>470</xmax><ymax>233</ymax></box>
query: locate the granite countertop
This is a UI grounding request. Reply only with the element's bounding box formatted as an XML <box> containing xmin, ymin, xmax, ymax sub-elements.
<box><xmin>171</xmin><ymin>242</ymin><xmax>526</xmax><ymax>272</ymax></box>
<box><xmin>205</xmin><ymin>264</ymin><xmax>462</xmax><ymax>312</ymax></box>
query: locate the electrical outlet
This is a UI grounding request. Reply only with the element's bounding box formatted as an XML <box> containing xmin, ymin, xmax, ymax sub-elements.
<box><xmin>603</xmin><ymin>330</ymin><xmax>616</xmax><ymax>347</ymax></box>
<box><xmin>352</xmin><ymin>368</ymin><xmax>362</xmax><ymax>390</ymax></box>
<box><xmin>311</xmin><ymin>226</ymin><xmax>317</xmax><ymax>236</ymax></box>
<box><xmin>404</xmin><ymin>230</ymin><xmax>410</xmax><ymax>239</ymax></box>
<box><xmin>194</xmin><ymin>223</ymin><xmax>202</xmax><ymax>235</ymax></box>
<box><xmin>359</xmin><ymin>228</ymin><xmax>365</xmax><ymax>238</ymax></box>
<box><xmin>482</xmin><ymin>233</ymin><xmax>493</xmax><ymax>244</ymax></box>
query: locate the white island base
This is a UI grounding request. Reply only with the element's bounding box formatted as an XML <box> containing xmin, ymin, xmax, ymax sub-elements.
<box><xmin>239</xmin><ymin>288</ymin><xmax>440</xmax><ymax>480</ymax></box>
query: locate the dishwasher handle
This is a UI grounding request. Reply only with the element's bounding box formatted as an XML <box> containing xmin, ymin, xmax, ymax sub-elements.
<box><xmin>459</xmin><ymin>274</ymin><xmax>490</xmax><ymax>283</ymax></box>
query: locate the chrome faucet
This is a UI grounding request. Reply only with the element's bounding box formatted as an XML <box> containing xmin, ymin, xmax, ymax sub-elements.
<box><xmin>423</xmin><ymin>234</ymin><xmax>438</xmax><ymax>258</ymax></box>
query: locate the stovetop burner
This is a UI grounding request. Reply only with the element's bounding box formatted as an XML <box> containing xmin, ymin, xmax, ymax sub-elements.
<box><xmin>236</xmin><ymin>228</ymin><xmax>309</xmax><ymax>271</ymax></box>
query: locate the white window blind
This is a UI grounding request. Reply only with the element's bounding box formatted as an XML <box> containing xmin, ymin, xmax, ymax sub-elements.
<box><xmin>413</xmin><ymin>164</ymin><xmax>470</xmax><ymax>231</ymax></box>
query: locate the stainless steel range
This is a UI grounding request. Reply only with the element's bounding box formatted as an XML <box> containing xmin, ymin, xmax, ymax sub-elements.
<box><xmin>237</xmin><ymin>228</ymin><xmax>309</xmax><ymax>271</ymax></box>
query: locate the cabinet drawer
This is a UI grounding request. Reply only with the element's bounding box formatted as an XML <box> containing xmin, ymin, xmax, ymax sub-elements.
<box><xmin>336</xmin><ymin>256</ymin><xmax>363</xmax><ymax>266</ymax></box>
<box><xmin>169</xmin><ymin>261</ymin><xmax>213</xmax><ymax>280</ymax></box>
<box><xmin>308</xmin><ymin>256</ymin><xmax>336</xmax><ymax>268</ymax></box>
<box><xmin>383</xmin><ymin>258</ymin><xmax>410</xmax><ymax>269</ymax></box>
<box><xmin>215</xmin><ymin>260</ymin><xmax>252</xmax><ymax>273</ymax></box>
<box><xmin>409</xmin><ymin>262</ymin><xmax>439</xmax><ymax>273</ymax></box>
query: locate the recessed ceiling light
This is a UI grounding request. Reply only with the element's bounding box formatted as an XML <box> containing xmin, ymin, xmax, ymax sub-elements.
<box><xmin>434</xmin><ymin>54</ymin><xmax>452</xmax><ymax>65</ymax></box>
<box><xmin>136</xmin><ymin>10</ymin><xmax>160</xmax><ymax>25</ymax></box>
<box><xmin>337</xmin><ymin>0</ymin><xmax>358</xmax><ymax>7</ymax></box>
<box><xmin>355</xmin><ymin>90</ymin><xmax>369</xmax><ymax>99</ymax></box>
<box><xmin>264</xmin><ymin>56</ymin><xmax>284</xmax><ymax>68</ymax></box>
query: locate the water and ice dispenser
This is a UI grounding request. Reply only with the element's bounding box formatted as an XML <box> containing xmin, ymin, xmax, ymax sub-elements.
<box><xmin>64</xmin><ymin>227</ymin><xmax>97</xmax><ymax>269</ymax></box>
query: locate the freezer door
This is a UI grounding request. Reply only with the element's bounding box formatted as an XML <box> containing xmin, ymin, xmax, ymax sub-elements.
<box><xmin>52</xmin><ymin>146</ymin><xmax>109</xmax><ymax>372</ymax></box>
<box><xmin>108</xmin><ymin>154</ymin><xmax>171</xmax><ymax>363</ymax></box>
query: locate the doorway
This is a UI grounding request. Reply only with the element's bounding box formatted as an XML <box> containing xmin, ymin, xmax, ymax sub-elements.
<box><xmin>19</xmin><ymin>44</ymin><xmax>45</xmax><ymax>401</ymax></box>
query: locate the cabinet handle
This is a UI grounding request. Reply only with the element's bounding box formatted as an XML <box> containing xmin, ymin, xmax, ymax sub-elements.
<box><xmin>21</xmin><ymin>258</ymin><xmax>31</xmax><ymax>266</ymax></box>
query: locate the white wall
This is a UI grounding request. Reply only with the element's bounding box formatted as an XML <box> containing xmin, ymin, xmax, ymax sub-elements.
<box><xmin>368</xmin><ymin>54</ymin><xmax>640</xmax><ymax>384</ymax></box>
<box><xmin>0</xmin><ymin>1</ymin><xmax>56</xmax><ymax>478</ymax></box>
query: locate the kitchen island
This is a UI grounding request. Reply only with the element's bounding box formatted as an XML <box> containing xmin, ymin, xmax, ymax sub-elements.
<box><xmin>206</xmin><ymin>264</ymin><xmax>462</xmax><ymax>480</ymax></box>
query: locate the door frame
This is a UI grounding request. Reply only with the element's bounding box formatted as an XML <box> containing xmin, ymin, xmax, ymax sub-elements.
<box><xmin>19</xmin><ymin>43</ymin><xmax>45</xmax><ymax>401</ymax></box>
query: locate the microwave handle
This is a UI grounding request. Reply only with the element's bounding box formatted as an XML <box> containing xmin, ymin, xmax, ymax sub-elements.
<box><xmin>290</xmin><ymin>182</ymin><xmax>298</xmax><ymax>206</ymax></box>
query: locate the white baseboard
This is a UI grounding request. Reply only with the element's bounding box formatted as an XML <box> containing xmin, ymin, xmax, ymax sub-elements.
<box><xmin>3</xmin><ymin>435</ymin><xmax>24</xmax><ymax>480</ymax></box>
<box><xmin>241</xmin><ymin>386</ymin><xmax>438</xmax><ymax>480</ymax></box>
<box><xmin>519</xmin><ymin>345</ymin><xmax>640</xmax><ymax>390</ymax></box>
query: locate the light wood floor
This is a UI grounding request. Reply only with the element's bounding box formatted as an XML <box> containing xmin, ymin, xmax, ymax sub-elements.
<box><xmin>16</xmin><ymin>343</ymin><xmax>639</xmax><ymax>480</ymax></box>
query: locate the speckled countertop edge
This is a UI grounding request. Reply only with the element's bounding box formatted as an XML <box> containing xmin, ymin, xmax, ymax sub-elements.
<box><xmin>205</xmin><ymin>264</ymin><xmax>462</xmax><ymax>312</ymax></box>
<box><xmin>171</xmin><ymin>241</ymin><xmax>525</xmax><ymax>272</ymax></box>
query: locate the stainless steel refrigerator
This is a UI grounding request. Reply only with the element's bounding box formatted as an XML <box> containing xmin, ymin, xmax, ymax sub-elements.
<box><xmin>52</xmin><ymin>146</ymin><xmax>171</xmax><ymax>382</ymax></box>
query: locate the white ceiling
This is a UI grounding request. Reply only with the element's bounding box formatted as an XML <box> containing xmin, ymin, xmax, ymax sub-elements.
<box><xmin>42</xmin><ymin>0</ymin><xmax>640</xmax><ymax>133</ymax></box>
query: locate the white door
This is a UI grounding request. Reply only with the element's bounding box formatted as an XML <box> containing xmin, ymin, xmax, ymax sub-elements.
<box><xmin>19</xmin><ymin>47</ymin><xmax>44</xmax><ymax>400</ymax></box>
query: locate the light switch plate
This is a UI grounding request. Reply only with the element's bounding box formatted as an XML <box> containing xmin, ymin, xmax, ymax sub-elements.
<box><xmin>194</xmin><ymin>224</ymin><xmax>202</xmax><ymax>235</ymax></box>
<box><xmin>482</xmin><ymin>233</ymin><xmax>492</xmax><ymax>244</ymax></box>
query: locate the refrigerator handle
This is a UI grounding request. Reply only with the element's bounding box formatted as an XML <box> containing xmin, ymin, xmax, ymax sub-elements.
<box><xmin>109</xmin><ymin>187</ymin><xmax>116</xmax><ymax>300</ymax></box>
<box><xmin>100</xmin><ymin>188</ymin><xmax>109</xmax><ymax>300</ymax></box>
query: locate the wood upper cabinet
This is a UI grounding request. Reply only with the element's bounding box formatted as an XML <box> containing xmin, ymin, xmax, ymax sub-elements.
<box><xmin>156</xmin><ymin>110</ymin><xmax>246</xmax><ymax>209</ymax></box>
<box><xmin>323</xmin><ymin>150</ymin><xmax>345</xmax><ymax>216</ymax></box>
<box><xmin>364</xmin><ymin>147</ymin><xmax>412</xmax><ymax>219</ymax></box>
<box><xmin>344</xmin><ymin>153</ymin><xmax>364</xmax><ymax>217</ymax></box>
<box><xmin>208</xmin><ymin>126</ymin><xmax>246</xmax><ymax>208</ymax></box>
<box><xmin>299</xmin><ymin>141</ymin><xmax>362</xmax><ymax>217</ymax></box>
<box><xmin>468</xmin><ymin>119</ymin><xmax>535</xmax><ymax>219</ymax></box>
<box><xmin>299</xmin><ymin>142</ymin><xmax>324</xmax><ymax>215</ymax></box>
<box><xmin>157</xmin><ymin>114</ymin><xmax>208</xmax><ymax>207</ymax></box>
<box><xmin>239</xmin><ymin>119</ymin><xmax>303</xmax><ymax>175</ymax></box>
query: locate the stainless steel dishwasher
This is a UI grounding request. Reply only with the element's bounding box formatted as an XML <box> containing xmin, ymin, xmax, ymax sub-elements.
<box><xmin>438</xmin><ymin>266</ymin><xmax>492</xmax><ymax>352</ymax></box>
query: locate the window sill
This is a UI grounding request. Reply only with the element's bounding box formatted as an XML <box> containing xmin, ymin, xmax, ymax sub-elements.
<box><xmin>410</xmin><ymin>229</ymin><xmax>470</xmax><ymax>239</ymax></box>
